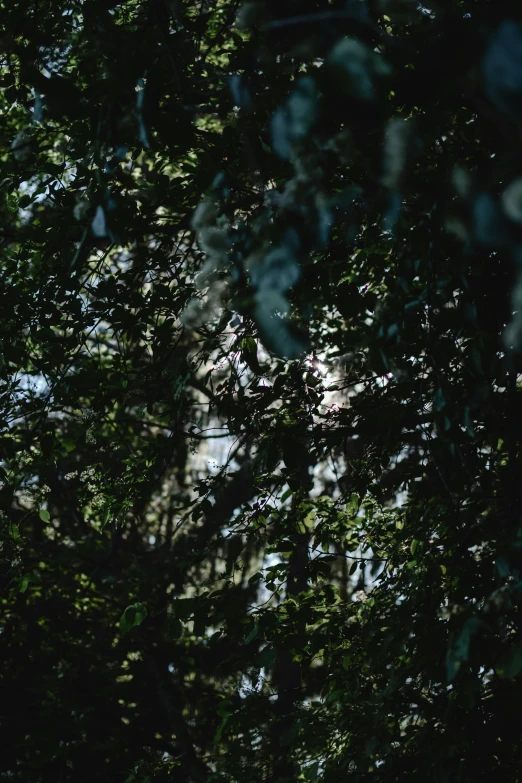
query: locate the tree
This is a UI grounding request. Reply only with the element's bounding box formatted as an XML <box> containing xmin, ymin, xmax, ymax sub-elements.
<box><xmin>2</xmin><ymin>0</ymin><xmax>522</xmax><ymax>781</ymax></box>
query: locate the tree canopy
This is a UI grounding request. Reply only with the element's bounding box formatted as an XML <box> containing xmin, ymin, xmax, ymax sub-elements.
<box><xmin>2</xmin><ymin>1</ymin><xmax>522</xmax><ymax>781</ymax></box>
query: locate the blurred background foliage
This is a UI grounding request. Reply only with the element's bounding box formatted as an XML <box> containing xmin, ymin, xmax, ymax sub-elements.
<box><xmin>2</xmin><ymin>0</ymin><xmax>522</xmax><ymax>780</ymax></box>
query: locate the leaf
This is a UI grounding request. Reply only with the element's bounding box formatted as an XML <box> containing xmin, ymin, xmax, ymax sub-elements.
<box><xmin>61</xmin><ymin>438</ymin><xmax>76</xmax><ymax>453</ymax></box>
<box><xmin>327</xmin><ymin>38</ymin><xmax>389</xmax><ymax>100</ymax></box>
<box><xmin>240</xmin><ymin>337</ymin><xmax>262</xmax><ymax>374</ymax></box>
<box><xmin>270</xmin><ymin>77</ymin><xmax>318</xmax><ymax>159</ymax></box>
<box><xmin>270</xmin><ymin>108</ymin><xmax>292</xmax><ymax>159</ymax></box>
<box><xmin>193</xmin><ymin>612</ymin><xmax>206</xmax><ymax>637</ymax></box>
<box><xmin>244</xmin><ymin>621</ymin><xmax>259</xmax><ymax>644</ymax></box>
<box><xmin>39</xmin><ymin>509</ymin><xmax>50</xmax><ymax>523</ymax></box>
<box><xmin>138</xmin><ymin>116</ymin><xmax>149</xmax><ymax>149</ymax></box>
<box><xmin>496</xmin><ymin>556</ymin><xmax>510</xmax><ymax>578</ymax></box>
<box><xmin>483</xmin><ymin>21</ymin><xmax>522</xmax><ymax>117</ymax></box>
<box><xmin>19</xmin><ymin>577</ymin><xmax>30</xmax><ymax>593</ymax></box>
<box><xmin>216</xmin><ymin>699</ymin><xmax>234</xmax><ymax>718</ymax></box>
<box><xmin>119</xmin><ymin>602</ymin><xmax>148</xmax><ymax>634</ymax></box>
<box><xmin>168</xmin><ymin>617</ymin><xmax>183</xmax><ymax>639</ymax></box>
<box><xmin>345</xmin><ymin>493</ymin><xmax>360</xmax><ymax>515</ymax></box>
<box><xmin>326</xmin><ymin>689</ymin><xmax>343</xmax><ymax>703</ymax></box>
<box><xmin>214</xmin><ymin>717</ymin><xmax>229</xmax><ymax>743</ymax></box>
<box><xmin>259</xmin><ymin>135</ymin><xmax>272</xmax><ymax>154</ymax></box>
<box><xmin>282</xmin><ymin>436</ymin><xmax>309</xmax><ymax>473</ymax></box>
<box><xmin>19</xmin><ymin>573</ymin><xmax>40</xmax><ymax>593</ymax></box>
<box><xmin>304</xmin><ymin>762</ymin><xmax>320</xmax><ymax>781</ymax></box>
<box><xmin>250</xmin><ymin>246</ymin><xmax>300</xmax><ymax>294</ymax></box>
<box><xmin>472</xmin><ymin>192</ymin><xmax>505</xmax><ymax>247</ymax></box>
<box><xmin>172</xmin><ymin>597</ymin><xmax>197</xmax><ymax>619</ymax></box>
<box><xmin>279</xmin><ymin>721</ymin><xmax>299</xmax><ymax>747</ymax></box>
<box><xmin>496</xmin><ymin>642</ymin><xmax>522</xmax><ymax>679</ymax></box>
<box><xmin>258</xmin><ymin>645</ymin><xmax>277</xmax><ymax>668</ymax></box>
<box><xmin>446</xmin><ymin>617</ymin><xmax>481</xmax><ymax>682</ymax></box>
<box><xmin>228</xmin><ymin>74</ymin><xmax>252</xmax><ymax>110</ymax></box>
<box><xmin>91</xmin><ymin>205</ymin><xmax>107</xmax><ymax>238</ymax></box>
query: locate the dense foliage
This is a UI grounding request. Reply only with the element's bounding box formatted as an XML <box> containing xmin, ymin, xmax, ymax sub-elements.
<box><xmin>2</xmin><ymin>0</ymin><xmax>522</xmax><ymax>780</ymax></box>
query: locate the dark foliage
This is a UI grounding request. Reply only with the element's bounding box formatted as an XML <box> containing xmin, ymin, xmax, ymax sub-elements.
<box><xmin>2</xmin><ymin>1</ymin><xmax>522</xmax><ymax>781</ymax></box>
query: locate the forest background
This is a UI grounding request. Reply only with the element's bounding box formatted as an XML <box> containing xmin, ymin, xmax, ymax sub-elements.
<box><xmin>2</xmin><ymin>1</ymin><xmax>522</xmax><ymax>781</ymax></box>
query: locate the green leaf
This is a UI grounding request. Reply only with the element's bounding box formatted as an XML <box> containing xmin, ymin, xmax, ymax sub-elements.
<box><xmin>193</xmin><ymin>612</ymin><xmax>206</xmax><ymax>637</ymax></box>
<box><xmin>168</xmin><ymin>617</ymin><xmax>183</xmax><ymax>639</ymax></box>
<box><xmin>240</xmin><ymin>337</ymin><xmax>262</xmax><ymax>374</ymax></box>
<box><xmin>61</xmin><ymin>438</ymin><xmax>77</xmax><ymax>453</ymax></box>
<box><xmin>304</xmin><ymin>762</ymin><xmax>320</xmax><ymax>781</ymax></box>
<box><xmin>244</xmin><ymin>621</ymin><xmax>259</xmax><ymax>644</ymax></box>
<box><xmin>281</xmin><ymin>487</ymin><xmax>293</xmax><ymax>503</ymax></box>
<box><xmin>19</xmin><ymin>577</ymin><xmax>30</xmax><ymax>593</ymax></box>
<box><xmin>496</xmin><ymin>642</ymin><xmax>522</xmax><ymax>679</ymax></box>
<box><xmin>446</xmin><ymin>617</ymin><xmax>481</xmax><ymax>682</ymax></box>
<box><xmin>18</xmin><ymin>573</ymin><xmax>40</xmax><ymax>593</ymax></box>
<box><xmin>279</xmin><ymin>721</ymin><xmax>299</xmax><ymax>747</ymax></box>
<box><xmin>119</xmin><ymin>602</ymin><xmax>148</xmax><ymax>634</ymax></box>
<box><xmin>258</xmin><ymin>645</ymin><xmax>277</xmax><ymax>668</ymax></box>
<box><xmin>216</xmin><ymin>699</ymin><xmax>234</xmax><ymax>718</ymax></box>
<box><xmin>39</xmin><ymin>509</ymin><xmax>50</xmax><ymax>523</ymax></box>
<box><xmin>214</xmin><ymin>717</ymin><xmax>229</xmax><ymax>743</ymax></box>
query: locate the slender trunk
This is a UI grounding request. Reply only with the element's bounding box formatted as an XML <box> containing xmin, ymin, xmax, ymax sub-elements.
<box><xmin>270</xmin><ymin>492</ymin><xmax>309</xmax><ymax>782</ymax></box>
